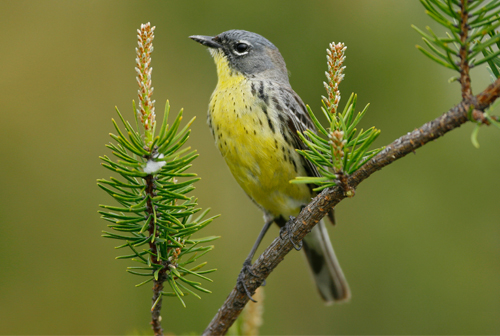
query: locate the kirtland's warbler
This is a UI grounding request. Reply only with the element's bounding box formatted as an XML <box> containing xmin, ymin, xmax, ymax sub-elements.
<box><xmin>190</xmin><ymin>30</ymin><xmax>350</xmax><ymax>304</ymax></box>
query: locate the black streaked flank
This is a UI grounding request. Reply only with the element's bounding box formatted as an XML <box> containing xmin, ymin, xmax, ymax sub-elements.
<box><xmin>262</xmin><ymin>105</ymin><xmax>275</xmax><ymax>133</ymax></box>
<box><xmin>266</xmin><ymin>118</ymin><xmax>275</xmax><ymax>133</ymax></box>
<box><xmin>262</xmin><ymin>105</ymin><xmax>268</xmax><ymax>116</ymax></box>
<box><xmin>256</xmin><ymin>81</ymin><xmax>269</xmax><ymax>104</ymax></box>
<box><xmin>273</xmin><ymin>96</ymin><xmax>284</xmax><ymax>112</ymax></box>
<box><xmin>283</xmin><ymin>132</ymin><xmax>290</xmax><ymax>146</ymax></box>
<box><xmin>291</xmin><ymin>105</ymin><xmax>309</xmax><ymax>131</ymax></box>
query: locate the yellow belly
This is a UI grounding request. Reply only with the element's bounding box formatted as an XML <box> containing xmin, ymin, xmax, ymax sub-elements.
<box><xmin>208</xmin><ymin>76</ymin><xmax>311</xmax><ymax>218</ymax></box>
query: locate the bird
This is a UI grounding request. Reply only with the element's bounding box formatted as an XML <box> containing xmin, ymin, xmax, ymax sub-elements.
<box><xmin>190</xmin><ymin>29</ymin><xmax>350</xmax><ymax>304</ymax></box>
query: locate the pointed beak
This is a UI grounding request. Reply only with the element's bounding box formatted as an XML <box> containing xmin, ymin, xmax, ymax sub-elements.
<box><xmin>189</xmin><ymin>35</ymin><xmax>222</xmax><ymax>49</ymax></box>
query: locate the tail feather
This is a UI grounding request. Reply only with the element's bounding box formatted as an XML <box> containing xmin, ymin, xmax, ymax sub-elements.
<box><xmin>302</xmin><ymin>220</ymin><xmax>350</xmax><ymax>304</ymax></box>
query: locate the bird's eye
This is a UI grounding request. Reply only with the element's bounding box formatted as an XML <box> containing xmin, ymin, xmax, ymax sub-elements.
<box><xmin>234</xmin><ymin>43</ymin><xmax>249</xmax><ymax>54</ymax></box>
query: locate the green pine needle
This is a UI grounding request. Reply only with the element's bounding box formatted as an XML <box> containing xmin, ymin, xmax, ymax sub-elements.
<box><xmin>99</xmin><ymin>104</ymin><xmax>218</xmax><ymax>307</ymax></box>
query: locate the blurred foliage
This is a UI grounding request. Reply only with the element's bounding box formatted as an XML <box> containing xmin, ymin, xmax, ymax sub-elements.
<box><xmin>0</xmin><ymin>1</ymin><xmax>499</xmax><ymax>335</ymax></box>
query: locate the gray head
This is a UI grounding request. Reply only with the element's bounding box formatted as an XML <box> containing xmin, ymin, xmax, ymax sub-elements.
<box><xmin>190</xmin><ymin>30</ymin><xmax>289</xmax><ymax>83</ymax></box>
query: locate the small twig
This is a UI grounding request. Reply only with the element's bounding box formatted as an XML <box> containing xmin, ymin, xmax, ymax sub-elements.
<box><xmin>151</xmin><ymin>272</ymin><xmax>165</xmax><ymax>336</ymax></box>
<box><xmin>202</xmin><ymin>77</ymin><xmax>500</xmax><ymax>336</ymax></box>
<box><xmin>145</xmin><ymin>174</ymin><xmax>166</xmax><ymax>336</ymax></box>
<box><xmin>459</xmin><ymin>0</ymin><xmax>472</xmax><ymax>99</ymax></box>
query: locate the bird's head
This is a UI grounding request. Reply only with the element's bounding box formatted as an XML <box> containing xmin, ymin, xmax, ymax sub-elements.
<box><xmin>190</xmin><ymin>29</ymin><xmax>289</xmax><ymax>84</ymax></box>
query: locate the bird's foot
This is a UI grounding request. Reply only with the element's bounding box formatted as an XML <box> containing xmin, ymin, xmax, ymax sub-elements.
<box><xmin>237</xmin><ymin>260</ymin><xmax>259</xmax><ymax>302</ymax></box>
<box><xmin>279</xmin><ymin>216</ymin><xmax>303</xmax><ymax>251</ymax></box>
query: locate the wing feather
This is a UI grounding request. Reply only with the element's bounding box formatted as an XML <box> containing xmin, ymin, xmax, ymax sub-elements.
<box><xmin>274</xmin><ymin>84</ymin><xmax>336</xmax><ymax>225</ymax></box>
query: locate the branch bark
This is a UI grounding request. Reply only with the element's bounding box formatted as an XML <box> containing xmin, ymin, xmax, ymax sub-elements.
<box><xmin>202</xmin><ymin>78</ymin><xmax>500</xmax><ymax>336</ymax></box>
<box><xmin>146</xmin><ymin>173</ymin><xmax>166</xmax><ymax>336</ymax></box>
<box><xmin>459</xmin><ymin>0</ymin><xmax>472</xmax><ymax>99</ymax></box>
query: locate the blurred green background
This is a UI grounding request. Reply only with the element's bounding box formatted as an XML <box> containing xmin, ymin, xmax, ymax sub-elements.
<box><xmin>0</xmin><ymin>0</ymin><xmax>499</xmax><ymax>335</ymax></box>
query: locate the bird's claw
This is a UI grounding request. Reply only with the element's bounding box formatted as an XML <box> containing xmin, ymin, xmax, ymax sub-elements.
<box><xmin>279</xmin><ymin>216</ymin><xmax>303</xmax><ymax>251</ymax></box>
<box><xmin>237</xmin><ymin>260</ymin><xmax>258</xmax><ymax>302</ymax></box>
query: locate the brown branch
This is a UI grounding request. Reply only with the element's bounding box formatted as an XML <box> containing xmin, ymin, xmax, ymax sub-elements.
<box><xmin>459</xmin><ymin>0</ymin><xmax>472</xmax><ymax>99</ymax></box>
<box><xmin>202</xmin><ymin>78</ymin><xmax>500</xmax><ymax>336</ymax></box>
<box><xmin>151</xmin><ymin>276</ymin><xmax>165</xmax><ymax>335</ymax></box>
<box><xmin>145</xmin><ymin>174</ymin><xmax>166</xmax><ymax>336</ymax></box>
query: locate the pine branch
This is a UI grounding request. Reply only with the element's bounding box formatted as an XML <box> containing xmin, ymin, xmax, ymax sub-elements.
<box><xmin>100</xmin><ymin>22</ymin><xmax>218</xmax><ymax>336</ymax></box>
<box><xmin>459</xmin><ymin>0</ymin><xmax>472</xmax><ymax>99</ymax></box>
<box><xmin>202</xmin><ymin>76</ymin><xmax>500</xmax><ymax>336</ymax></box>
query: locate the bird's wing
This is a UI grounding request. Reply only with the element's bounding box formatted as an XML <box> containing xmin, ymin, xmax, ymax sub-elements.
<box><xmin>277</xmin><ymin>86</ymin><xmax>319</xmax><ymax>176</ymax></box>
<box><xmin>277</xmin><ymin>85</ymin><xmax>336</xmax><ymax>225</ymax></box>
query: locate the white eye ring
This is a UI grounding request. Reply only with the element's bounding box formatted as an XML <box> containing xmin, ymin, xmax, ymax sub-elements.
<box><xmin>233</xmin><ymin>40</ymin><xmax>251</xmax><ymax>55</ymax></box>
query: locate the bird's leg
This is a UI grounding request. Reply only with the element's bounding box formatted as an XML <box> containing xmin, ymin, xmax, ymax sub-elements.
<box><xmin>237</xmin><ymin>217</ymin><xmax>274</xmax><ymax>302</ymax></box>
<box><xmin>279</xmin><ymin>215</ymin><xmax>303</xmax><ymax>251</ymax></box>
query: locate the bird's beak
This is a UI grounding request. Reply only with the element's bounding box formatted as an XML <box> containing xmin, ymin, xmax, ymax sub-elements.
<box><xmin>189</xmin><ymin>35</ymin><xmax>222</xmax><ymax>49</ymax></box>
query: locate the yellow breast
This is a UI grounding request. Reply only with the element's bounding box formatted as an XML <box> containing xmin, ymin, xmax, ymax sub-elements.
<box><xmin>207</xmin><ymin>55</ymin><xmax>311</xmax><ymax>218</ymax></box>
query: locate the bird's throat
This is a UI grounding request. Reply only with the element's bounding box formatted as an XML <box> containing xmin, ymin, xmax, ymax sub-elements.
<box><xmin>211</xmin><ymin>50</ymin><xmax>245</xmax><ymax>89</ymax></box>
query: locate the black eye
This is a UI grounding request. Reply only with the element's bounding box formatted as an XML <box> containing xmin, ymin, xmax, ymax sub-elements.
<box><xmin>234</xmin><ymin>43</ymin><xmax>249</xmax><ymax>54</ymax></box>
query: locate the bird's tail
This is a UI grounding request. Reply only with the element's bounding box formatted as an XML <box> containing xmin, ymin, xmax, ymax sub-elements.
<box><xmin>302</xmin><ymin>220</ymin><xmax>350</xmax><ymax>304</ymax></box>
